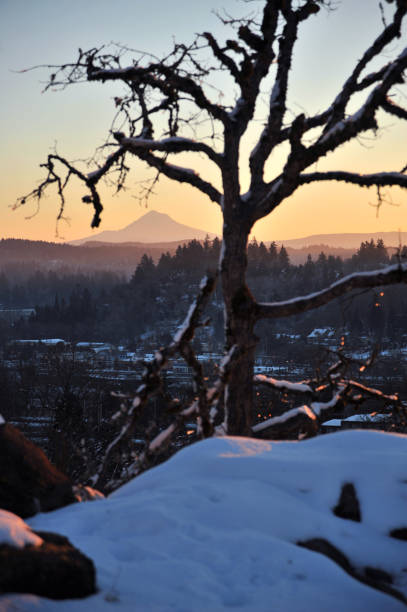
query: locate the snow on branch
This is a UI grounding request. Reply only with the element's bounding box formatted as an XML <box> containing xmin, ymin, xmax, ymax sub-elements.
<box><xmin>86</xmin><ymin>274</ymin><xmax>217</xmax><ymax>491</ymax></box>
<box><xmin>211</xmin><ymin>3</ymin><xmax>280</xmax><ymax>129</ymax></box>
<box><xmin>316</xmin><ymin>45</ymin><xmax>407</xmax><ymax>150</ymax></box>
<box><xmin>252</xmin><ymin>405</ymin><xmax>318</xmax><ymax>435</ymax></box>
<box><xmin>252</xmin><ymin>348</ymin><xmax>406</xmax><ymax>440</ymax></box>
<box><xmin>254</xmin><ymin>374</ymin><xmax>312</xmax><ymax>394</ymax></box>
<box><xmin>252</xmin><ymin>8</ymin><xmax>406</xmax><ymax>219</ymax></box>
<box><xmin>298</xmin><ymin>170</ymin><xmax>407</xmax><ymax>190</ymax></box>
<box><xmin>320</xmin><ymin>5</ymin><xmax>406</xmax><ymax>136</ymax></box>
<box><xmin>249</xmin><ymin>6</ymin><xmax>305</xmax><ymax>186</ymax></box>
<box><xmin>143</xmin><ymin>343</ymin><xmax>241</xmax><ymax>455</ymax></box>
<box><xmin>87</xmin><ymin>62</ymin><xmax>229</xmax><ymax>124</ymax></box>
<box><xmin>117</xmin><ymin>135</ymin><xmax>223</xmax><ymax>166</ymax></box>
<box><xmin>252</xmin><ymin>365</ymin><xmax>342</xmax><ymax>437</ymax></box>
<box><xmin>246</xmin><ymin>4</ymin><xmax>407</xmax><ymax>208</ymax></box>
<box><xmin>252</xmin><ymin>382</ymin><xmax>404</xmax><ymax>439</ymax></box>
<box><xmin>345</xmin><ymin>380</ymin><xmax>399</xmax><ymax>404</ymax></box>
<box><xmin>86</xmin><ymin>147</ymin><xmax>127</xmax><ymax>184</ymax></box>
<box><xmin>255</xmin><ymin>263</ymin><xmax>407</xmax><ymax>320</ymax></box>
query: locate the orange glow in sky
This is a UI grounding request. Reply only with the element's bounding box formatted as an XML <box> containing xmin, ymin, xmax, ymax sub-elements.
<box><xmin>0</xmin><ymin>0</ymin><xmax>406</xmax><ymax>243</ymax></box>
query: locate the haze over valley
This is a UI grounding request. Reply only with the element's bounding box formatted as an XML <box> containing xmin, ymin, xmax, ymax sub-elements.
<box><xmin>0</xmin><ymin>211</ymin><xmax>405</xmax><ymax>275</ymax></box>
<box><xmin>71</xmin><ymin>210</ymin><xmax>407</xmax><ymax>249</ymax></box>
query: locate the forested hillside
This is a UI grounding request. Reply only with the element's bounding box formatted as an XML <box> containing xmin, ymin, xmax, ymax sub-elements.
<box><xmin>1</xmin><ymin>238</ymin><xmax>406</xmax><ymax>348</ymax></box>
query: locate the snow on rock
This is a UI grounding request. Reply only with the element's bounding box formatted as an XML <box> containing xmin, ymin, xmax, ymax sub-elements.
<box><xmin>2</xmin><ymin>431</ymin><xmax>407</xmax><ymax>611</ymax></box>
<box><xmin>0</xmin><ymin>510</ymin><xmax>43</xmax><ymax>549</ymax></box>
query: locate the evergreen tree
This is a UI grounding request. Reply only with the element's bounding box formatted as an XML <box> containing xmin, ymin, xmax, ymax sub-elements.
<box><xmin>278</xmin><ymin>246</ymin><xmax>290</xmax><ymax>272</ymax></box>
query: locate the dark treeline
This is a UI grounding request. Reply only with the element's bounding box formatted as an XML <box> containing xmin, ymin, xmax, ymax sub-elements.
<box><xmin>0</xmin><ymin>238</ymin><xmax>182</xmax><ymax>275</ymax></box>
<box><xmin>0</xmin><ymin>269</ymin><xmax>123</xmax><ymax>309</ymax></box>
<box><xmin>1</xmin><ymin>238</ymin><xmax>406</xmax><ymax>347</ymax></box>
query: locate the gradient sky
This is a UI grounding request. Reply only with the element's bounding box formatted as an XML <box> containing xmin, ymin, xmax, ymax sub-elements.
<box><xmin>0</xmin><ymin>0</ymin><xmax>406</xmax><ymax>242</ymax></box>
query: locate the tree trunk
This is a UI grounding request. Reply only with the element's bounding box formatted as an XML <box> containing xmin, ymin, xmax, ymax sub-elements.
<box><xmin>220</xmin><ymin>217</ymin><xmax>257</xmax><ymax>436</ymax></box>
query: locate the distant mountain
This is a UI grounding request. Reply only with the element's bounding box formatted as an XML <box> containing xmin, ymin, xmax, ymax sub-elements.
<box><xmin>71</xmin><ymin>211</ymin><xmax>218</xmax><ymax>245</ymax></box>
<box><xmin>276</xmin><ymin>232</ymin><xmax>407</xmax><ymax>250</ymax></box>
<box><xmin>72</xmin><ymin>215</ymin><xmax>406</xmax><ymax>249</ymax></box>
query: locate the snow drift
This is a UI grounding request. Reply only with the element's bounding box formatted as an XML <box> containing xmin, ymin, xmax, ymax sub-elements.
<box><xmin>1</xmin><ymin>430</ymin><xmax>406</xmax><ymax>611</ymax></box>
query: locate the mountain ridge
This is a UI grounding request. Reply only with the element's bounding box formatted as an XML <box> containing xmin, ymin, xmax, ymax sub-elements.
<box><xmin>70</xmin><ymin>211</ymin><xmax>218</xmax><ymax>245</ymax></box>
<box><xmin>70</xmin><ymin>211</ymin><xmax>406</xmax><ymax>249</ymax></box>
<box><xmin>276</xmin><ymin>231</ymin><xmax>407</xmax><ymax>249</ymax></box>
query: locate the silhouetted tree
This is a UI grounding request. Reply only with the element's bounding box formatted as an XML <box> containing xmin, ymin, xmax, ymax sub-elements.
<box><xmin>18</xmin><ymin>0</ymin><xmax>407</xmax><ymax>435</ymax></box>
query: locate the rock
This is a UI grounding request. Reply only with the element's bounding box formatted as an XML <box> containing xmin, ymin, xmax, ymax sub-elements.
<box><xmin>298</xmin><ymin>537</ymin><xmax>405</xmax><ymax>604</ymax></box>
<box><xmin>0</xmin><ymin>529</ymin><xmax>96</xmax><ymax>599</ymax></box>
<box><xmin>0</xmin><ymin>423</ymin><xmax>101</xmax><ymax>518</ymax></box>
<box><xmin>389</xmin><ymin>527</ymin><xmax>407</xmax><ymax>541</ymax></box>
<box><xmin>364</xmin><ymin>566</ymin><xmax>393</xmax><ymax>584</ymax></box>
<box><xmin>297</xmin><ymin>538</ymin><xmax>353</xmax><ymax>573</ymax></box>
<box><xmin>333</xmin><ymin>482</ymin><xmax>361</xmax><ymax>522</ymax></box>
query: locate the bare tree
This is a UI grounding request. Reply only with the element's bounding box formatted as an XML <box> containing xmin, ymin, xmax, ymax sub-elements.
<box><xmin>17</xmin><ymin>0</ymin><xmax>407</xmax><ymax>436</ymax></box>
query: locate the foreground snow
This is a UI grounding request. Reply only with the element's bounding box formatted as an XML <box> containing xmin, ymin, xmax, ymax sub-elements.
<box><xmin>0</xmin><ymin>510</ymin><xmax>43</xmax><ymax>549</ymax></box>
<box><xmin>1</xmin><ymin>430</ymin><xmax>407</xmax><ymax>611</ymax></box>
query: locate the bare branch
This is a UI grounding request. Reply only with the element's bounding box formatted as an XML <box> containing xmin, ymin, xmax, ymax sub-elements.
<box><xmin>122</xmin><ymin>145</ymin><xmax>222</xmax><ymax>204</ymax></box>
<box><xmin>86</xmin><ymin>146</ymin><xmax>127</xmax><ymax>185</ymax></box>
<box><xmin>249</xmin><ymin>5</ymin><xmax>309</xmax><ymax>185</ymax></box>
<box><xmin>321</xmin><ymin>5</ymin><xmax>406</xmax><ymax>135</ymax></box>
<box><xmin>145</xmin><ymin>342</ymin><xmax>243</xmax><ymax>456</ymax></box>
<box><xmin>14</xmin><ymin>154</ymin><xmax>104</xmax><ymax>229</ymax></box>
<box><xmin>254</xmin><ymin>374</ymin><xmax>313</xmax><ymax>394</ymax></box>
<box><xmin>116</xmin><ymin>134</ymin><xmax>223</xmax><ymax>166</ymax></box>
<box><xmin>255</xmin><ymin>41</ymin><xmax>407</xmax><ymax>219</ymax></box>
<box><xmin>88</xmin><ymin>274</ymin><xmax>217</xmax><ymax>489</ymax></box>
<box><xmin>256</xmin><ymin>263</ymin><xmax>407</xmax><ymax>320</ymax></box>
<box><xmin>382</xmin><ymin>97</ymin><xmax>407</xmax><ymax>120</ymax></box>
<box><xmin>252</xmin><ymin>347</ymin><xmax>405</xmax><ymax>439</ymax></box>
<box><xmin>355</xmin><ymin>63</ymin><xmax>392</xmax><ymax>91</ymax></box>
<box><xmin>298</xmin><ymin>170</ymin><xmax>407</xmax><ymax>189</ymax></box>
<box><xmin>202</xmin><ymin>32</ymin><xmax>241</xmax><ymax>83</ymax></box>
<box><xmin>17</xmin><ymin>1</ymin><xmax>407</xmax><ymax>444</ymax></box>
<box><xmin>314</xmin><ymin>45</ymin><xmax>407</xmax><ymax>152</ymax></box>
<box><xmin>226</xmin><ymin>3</ymin><xmax>279</xmax><ymax>130</ymax></box>
<box><xmin>346</xmin><ymin>379</ymin><xmax>399</xmax><ymax>403</ymax></box>
<box><xmin>15</xmin><ymin>149</ymin><xmax>131</xmax><ymax>230</ymax></box>
<box><xmin>276</xmin><ymin>109</ymin><xmax>332</xmax><ymax>145</ymax></box>
<box><xmin>252</xmin><ymin>403</ymin><xmax>320</xmax><ymax>436</ymax></box>
<box><xmin>87</xmin><ymin>62</ymin><xmax>229</xmax><ymax>125</ymax></box>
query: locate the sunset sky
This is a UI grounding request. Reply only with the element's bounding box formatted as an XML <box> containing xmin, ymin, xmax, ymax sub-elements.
<box><xmin>0</xmin><ymin>0</ymin><xmax>406</xmax><ymax>243</ymax></box>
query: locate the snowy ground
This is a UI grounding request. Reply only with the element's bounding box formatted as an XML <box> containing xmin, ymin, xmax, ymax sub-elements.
<box><xmin>1</xmin><ymin>430</ymin><xmax>406</xmax><ymax>611</ymax></box>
